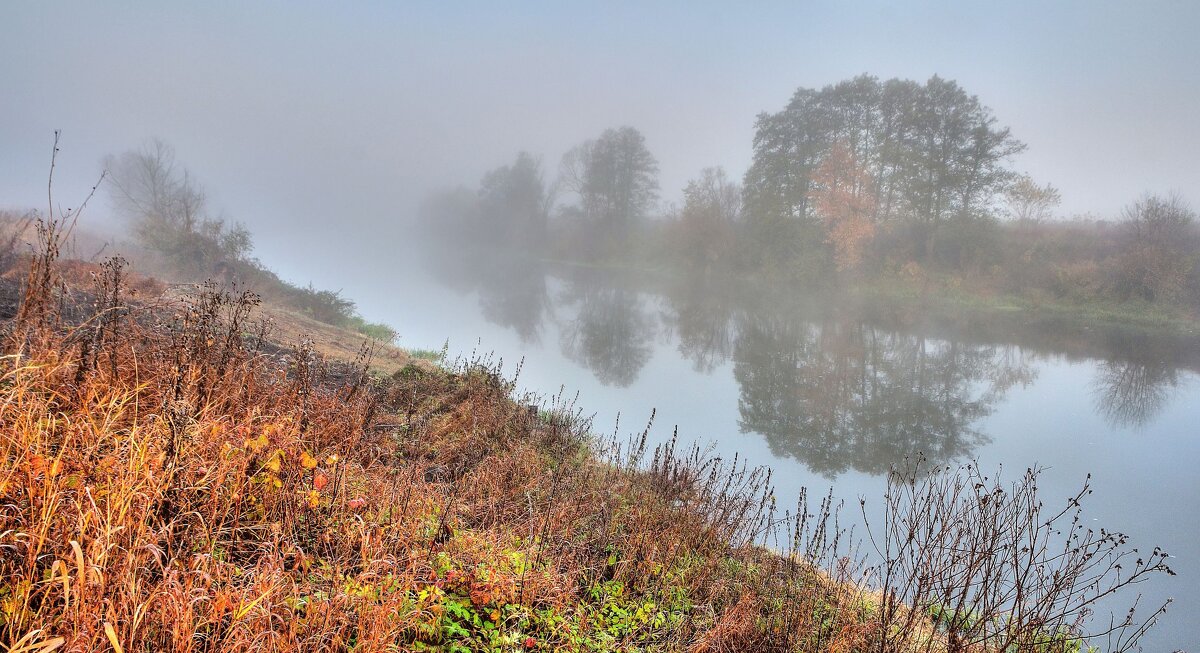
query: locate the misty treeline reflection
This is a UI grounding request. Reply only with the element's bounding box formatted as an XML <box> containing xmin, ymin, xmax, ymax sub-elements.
<box><xmin>423</xmin><ymin>248</ymin><xmax>1192</xmax><ymax>477</ymax></box>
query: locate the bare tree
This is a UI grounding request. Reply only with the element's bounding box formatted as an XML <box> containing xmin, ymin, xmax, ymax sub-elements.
<box><xmin>106</xmin><ymin>140</ymin><xmax>202</xmax><ymax>241</ymax></box>
<box><xmin>1091</xmin><ymin>339</ymin><xmax>1178</xmax><ymax>429</ymax></box>
<box><xmin>864</xmin><ymin>460</ymin><xmax>1173</xmax><ymax>653</ymax></box>
<box><xmin>1118</xmin><ymin>193</ymin><xmax>1196</xmax><ymax>303</ymax></box>
<box><xmin>105</xmin><ymin>140</ymin><xmax>253</xmax><ymax>277</ymax></box>
<box><xmin>558</xmin><ymin>140</ymin><xmax>592</xmax><ymax>198</ymax></box>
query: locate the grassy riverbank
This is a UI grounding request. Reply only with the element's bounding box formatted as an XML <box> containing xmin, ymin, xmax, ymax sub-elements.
<box><xmin>854</xmin><ymin>275</ymin><xmax>1200</xmax><ymax>335</ymax></box>
<box><xmin>0</xmin><ymin>243</ymin><xmax>893</xmax><ymax>652</ymax></box>
<box><xmin>0</xmin><ymin>316</ymin><xmax>842</xmax><ymax>652</ymax></box>
<box><xmin>536</xmin><ymin>253</ymin><xmax>1200</xmax><ymax>337</ymax></box>
<box><xmin>0</xmin><ymin>222</ymin><xmax>1171</xmax><ymax>651</ymax></box>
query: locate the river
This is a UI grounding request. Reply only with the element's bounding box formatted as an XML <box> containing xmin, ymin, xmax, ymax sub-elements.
<box><xmin>378</xmin><ymin>250</ymin><xmax>1197</xmax><ymax>649</ymax></box>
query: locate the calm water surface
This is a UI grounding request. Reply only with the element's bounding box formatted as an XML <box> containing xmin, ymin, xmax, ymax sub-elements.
<box><xmin>379</xmin><ymin>252</ymin><xmax>1198</xmax><ymax>649</ymax></box>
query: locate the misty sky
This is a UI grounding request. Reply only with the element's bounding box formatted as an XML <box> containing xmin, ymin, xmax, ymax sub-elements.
<box><xmin>2</xmin><ymin>1</ymin><xmax>1198</xmax><ymax>304</ymax></box>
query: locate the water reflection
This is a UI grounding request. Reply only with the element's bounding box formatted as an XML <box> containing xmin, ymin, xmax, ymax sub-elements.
<box><xmin>423</xmin><ymin>253</ymin><xmax>1195</xmax><ymax>474</ymax></box>
<box><xmin>557</xmin><ymin>271</ymin><xmax>656</xmax><ymax>388</ymax></box>
<box><xmin>660</xmin><ymin>275</ymin><xmax>739</xmax><ymax>373</ymax></box>
<box><xmin>423</xmin><ymin>248</ymin><xmax>551</xmax><ymax>344</ymax></box>
<box><xmin>478</xmin><ymin>256</ymin><xmax>551</xmax><ymax>345</ymax></box>
<box><xmin>1091</xmin><ymin>333</ymin><xmax>1184</xmax><ymax>429</ymax></box>
<box><xmin>732</xmin><ymin>314</ymin><xmax>1022</xmax><ymax>477</ymax></box>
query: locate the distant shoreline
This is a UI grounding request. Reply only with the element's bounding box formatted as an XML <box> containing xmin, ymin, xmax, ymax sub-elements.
<box><xmin>536</xmin><ymin>255</ymin><xmax>1200</xmax><ymax>337</ymax></box>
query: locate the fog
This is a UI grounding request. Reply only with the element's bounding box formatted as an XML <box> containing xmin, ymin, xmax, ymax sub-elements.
<box><xmin>3</xmin><ymin>1</ymin><xmax>1199</xmax><ymax>309</ymax></box>
<box><xmin>4</xmin><ymin>3</ymin><xmax>1200</xmax><ymax>648</ymax></box>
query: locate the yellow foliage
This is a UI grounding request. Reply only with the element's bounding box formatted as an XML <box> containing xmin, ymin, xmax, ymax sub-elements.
<box><xmin>300</xmin><ymin>450</ymin><xmax>318</xmax><ymax>469</ymax></box>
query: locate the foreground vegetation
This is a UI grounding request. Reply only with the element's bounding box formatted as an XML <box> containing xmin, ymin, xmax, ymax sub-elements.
<box><xmin>0</xmin><ymin>160</ymin><xmax>1174</xmax><ymax>652</ymax></box>
<box><xmin>0</xmin><ymin>219</ymin><xmax>872</xmax><ymax>652</ymax></box>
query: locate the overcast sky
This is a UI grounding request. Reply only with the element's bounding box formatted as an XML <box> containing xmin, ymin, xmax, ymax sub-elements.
<box><xmin>2</xmin><ymin>1</ymin><xmax>1198</xmax><ymax>296</ymax></box>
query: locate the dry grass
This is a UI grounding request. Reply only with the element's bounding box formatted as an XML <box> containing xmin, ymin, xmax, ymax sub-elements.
<box><xmin>0</xmin><ymin>211</ymin><xmax>888</xmax><ymax>653</ymax></box>
<box><xmin>0</xmin><ymin>200</ymin><xmax>1168</xmax><ymax>652</ymax></box>
<box><xmin>195</xmin><ymin>287</ymin><xmax>416</xmax><ymax>377</ymax></box>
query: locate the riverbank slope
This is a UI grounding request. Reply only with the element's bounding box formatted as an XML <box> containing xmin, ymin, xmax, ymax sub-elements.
<box><xmin>0</xmin><ymin>237</ymin><xmax>1169</xmax><ymax>651</ymax></box>
<box><xmin>0</xmin><ymin>248</ymin><xmax>895</xmax><ymax>652</ymax></box>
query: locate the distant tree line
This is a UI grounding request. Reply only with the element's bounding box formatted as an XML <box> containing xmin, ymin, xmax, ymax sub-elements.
<box><xmin>423</xmin><ymin>73</ymin><xmax>1199</xmax><ymax>313</ymax></box>
<box><xmin>421</xmin><ymin>126</ymin><xmax>659</xmax><ymax>261</ymax></box>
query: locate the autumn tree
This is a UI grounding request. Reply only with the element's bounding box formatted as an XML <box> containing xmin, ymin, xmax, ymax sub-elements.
<box><xmin>743</xmin><ymin>75</ymin><xmax>1023</xmax><ymax>270</ymax></box>
<box><xmin>673</xmin><ymin>167</ymin><xmax>741</xmax><ymax>269</ymax></box>
<box><xmin>1118</xmin><ymin>193</ymin><xmax>1197</xmax><ymax>303</ymax></box>
<box><xmin>809</xmin><ymin>142</ymin><xmax>877</xmax><ymax>271</ymax></box>
<box><xmin>1004</xmin><ymin>174</ymin><xmax>1061</xmax><ymax>223</ymax></box>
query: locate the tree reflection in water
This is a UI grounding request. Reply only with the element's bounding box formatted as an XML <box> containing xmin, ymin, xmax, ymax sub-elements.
<box><xmin>477</xmin><ymin>256</ymin><xmax>551</xmax><ymax>345</ymax></box>
<box><xmin>660</xmin><ymin>275</ymin><xmax>740</xmax><ymax>374</ymax></box>
<box><xmin>1091</xmin><ymin>333</ymin><xmax>1182</xmax><ymax>429</ymax></box>
<box><xmin>423</xmin><ymin>246</ymin><xmax>552</xmax><ymax>345</ymax></box>
<box><xmin>557</xmin><ymin>271</ymin><xmax>656</xmax><ymax>388</ymax></box>
<box><xmin>424</xmin><ymin>258</ymin><xmax>1193</xmax><ymax>476</ymax></box>
<box><xmin>732</xmin><ymin>313</ymin><xmax>1032</xmax><ymax>477</ymax></box>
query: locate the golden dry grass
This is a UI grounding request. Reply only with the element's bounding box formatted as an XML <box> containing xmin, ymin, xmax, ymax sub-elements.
<box><xmin>0</xmin><ymin>222</ymin><xmax>892</xmax><ymax>652</ymax></box>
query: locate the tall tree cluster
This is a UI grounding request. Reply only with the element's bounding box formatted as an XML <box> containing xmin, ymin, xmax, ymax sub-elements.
<box><xmin>743</xmin><ymin>75</ymin><xmax>1025</xmax><ymax>269</ymax></box>
<box><xmin>420</xmin><ymin>152</ymin><xmax>550</xmax><ymax>250</ymax></box>
<box><xmin>560</xmin><ymin>126</ymin><xmax>659</xmax><ymax>249</ymax></box>
<box><xmin>422</xmin><ymin>128</ymin><xmax>658</xmax><ymax>261</ymax></box>
<box><xmin>418</xmin><ymin>77</ymin><xmax>1196</xmax><ymax>312</ymax></box>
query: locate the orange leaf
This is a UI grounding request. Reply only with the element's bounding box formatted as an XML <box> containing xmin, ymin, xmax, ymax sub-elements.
<box><xmin>313</xmin><ymin>473</ymin><xmax>329</xmax><ymax>491</ymax></box>
<box><xmin>300</xmin><ymin>451</ymin><xmax>318</xmax><ymax>469</ymax></box>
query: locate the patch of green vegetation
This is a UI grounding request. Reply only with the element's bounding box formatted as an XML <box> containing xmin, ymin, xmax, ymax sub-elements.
<box><xmin>924</xmin><ymin>602</ymin><xmax>1099</xmax><ymax>653</ymax></box>
<box><xmin>857</xmin><ymin>277</ymin><xmax>1200</xmax><ymax>335</ymax></box>
<box><xmin>393</xmin><ymin>363</ymin><xmax>427</xmax><ymax>381</ymax></box>
<box><xmin>405</xmin><ymin>341</ymin><xmax>448</xmax><ymax>363</ymax></box>
<box><xmin>362</xmin><ymin>548</ymin><xmax>693</xmax><ymax>653</ymax></box>
<box><xmin>407</xmin><ymin>348</ymin><xmax>444</xmax><ymax>362</ymax></box>
<box><xmin>574</xmin><ymin>579</ymin><xmax>691</xmax><ymax>649</ymax></box>
<box><xmin>344</xmin><ymin>314</ymin><xmax>399</xmax><ymax>343</ymax></box>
